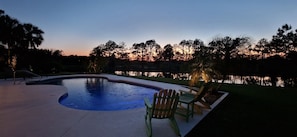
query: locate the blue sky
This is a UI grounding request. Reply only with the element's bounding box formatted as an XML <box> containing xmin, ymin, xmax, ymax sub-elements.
<box><xmin>1</xmin><ymin>0</ymin><xmax>297</xmax><ymax>56</ymax></box>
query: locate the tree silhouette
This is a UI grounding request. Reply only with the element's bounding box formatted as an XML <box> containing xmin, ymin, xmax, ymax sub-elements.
<box><xmin>162</xmin><ymin>44</ymin><xmax>174</xmax><ymax>61</ymax></box>
<box><xmin>132</xmin><ymin>42</ymin><xmax>146</xmax><ymax>61</ymax></box>
<box><xmin>192</xmin><ymin>39</ymin><xmax>206</xmax><ymax>59</ymax></box>
<box><xmin>0</xmin><ymin>11</ymin><xmax>21</xmax><ymax>61</ymax></box>
<box><xmin>179</xmin><ymin>39</ymin><xmax>194</xmax><ymax>60</ymax></box>
<box><xmin>254</xmin><ymin>38</ymin><xmax>270</xmax><ymax>60</ymax></box>
<box><xmin>89</xmin><ymin>45</ymin><xmax>104</xmax><ymax>73</ymax></box>
<box><xmin>209</xmin><ymin>36</ymin><xmax>250</xmax><ymax>82</ymax></box>
<box><xmin>270</xmin><ymin>24</ymin><xmax>296</xmax><ymax>56</ymax></box>
<box><xmin>116</xmin><ymin>42</ymin><xmax>128</xmax><ymax>60</ymax></box>
<box><xmin>89</xmin><ymin>40</ymin><xmax>123</xmax><ymax>73</ymax></box>
<box><xmin>21</xmin><ymin>23</ymin><xmax>44</xmax><ymax>49</ymax></box>
<box><xmin>0</xmin><ymin>9</ymin><xmax>44</xmax><ymax>70</ymax></box>
<box><xmin>145</xmin><ymin>39</ymin><xmax>156</xmax><ymax>61</ymax></box>
<box><xmin>102</xmin><ymin>40</ymin><xmax>122</xmax><ymax>57</ymax></box>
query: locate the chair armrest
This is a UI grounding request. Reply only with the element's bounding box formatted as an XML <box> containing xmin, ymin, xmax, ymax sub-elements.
<box><xmin>144</xmin><ymin>97</ymin><xmax>152</xmax><ymax>108</ymax></box>
<box><xmin>179</xmin><ymin>89</ymin><xmax>189</xmax><ymax>94</ymax></box>
<box><xmin>179</xmin><ymin>90</ymin><xmax>195</xmax><ymax>96</ymax></box>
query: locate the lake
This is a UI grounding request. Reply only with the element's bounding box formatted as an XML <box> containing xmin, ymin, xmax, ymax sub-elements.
<box><xmin>115</xmin><ymin>71</ymin><xmax>285</xmax><ymax>87</ymax></box>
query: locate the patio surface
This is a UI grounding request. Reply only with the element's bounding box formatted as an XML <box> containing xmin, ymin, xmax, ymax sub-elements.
<box><xmin>0</xmin><ymin>74</ymin><xmax>228</xmax><ymax>137</ymax></box>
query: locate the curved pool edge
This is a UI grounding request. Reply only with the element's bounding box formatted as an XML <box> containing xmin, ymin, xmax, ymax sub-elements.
<box><xmin>1</xmin><ymin>73</ymin><xmax>230</xmax><ymax>137</ymax></box>
<box><xmin>26</xmin><ymin>74</ymin><xmax>166</xmax><ymax>111</ymax></box>
<box><xmin>26</xmin><ymin>73</ymin><xmax>163</xmax><ymax>91</ymax></box>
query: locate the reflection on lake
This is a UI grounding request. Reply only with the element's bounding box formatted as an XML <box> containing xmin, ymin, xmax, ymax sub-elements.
<box><xmin>115</xmin><ymin>71</ymin><xmax>286</xmax><ymax>87</ymax></box>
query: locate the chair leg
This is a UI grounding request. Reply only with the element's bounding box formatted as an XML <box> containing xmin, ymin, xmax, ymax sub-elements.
<box><xmin>145</xmin><ymin>114</ymin><xmax>152</xmax><ymax>137</ymax></box>
<box><xmin>169</xmin><ymin>117</ymin><xmax>181</xmax><ymax>137</ymax></box>
<box><xmin>194</xmin><ymin>104</ymin><xmax>203</xmax><ymax>114</ymax></box>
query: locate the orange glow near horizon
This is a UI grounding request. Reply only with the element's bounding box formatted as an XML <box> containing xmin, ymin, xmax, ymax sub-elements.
<box><xmin>62</xmin><ymin>50</ymin><xmax>90</xmax><ymax>56</ymax></box>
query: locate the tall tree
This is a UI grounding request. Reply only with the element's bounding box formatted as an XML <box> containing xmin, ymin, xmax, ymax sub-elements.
<box><xmin>21</xmin><ymin>23</ymin><xmax>44</xmax><ymax>49</ymax></box>
<box><xmin>88</xmin><ymin>40</ymin><xmax>122</xmax><ymax>73</ymax></box>
<box><xmin>0</xmin><ymin>11</ymin><xmax>20</xmax><ymax>57</ymax></box>
<box><xmin>192</xmin><ymin>39</ymin><xmax>207</xmax><ymax>59</ymax></box>
<box><xmin>132</xmin><ymin>42</ymin><xmax>146</xmax><ymax>61</ymax></box>
<box><xmin>162</xmin><ymin>44</ymin><xmax>174</xmax><ymax>61</ymax></box>
<box><xmin>145</xmin><ymin>39</ymin><xmax>161</xmax><ymax>62</ymax></box>
<box><xmin>0</xmin><ymin>10</ymin><xmax>44</xmax><ymax>69</ymax></box>
<box><xmin>253</xmin><ymin>38</ymin><xmax>270</xmax><ymax>60</ymax></box>
<box><xmin>145</xmin><ymin>39</ymin><xmax>156</xmax><ymax>61</ymax></box>
<box><xmin>116</xmin><ymin>42</ymin><xmax>129</xmax><ymax>60</ymax></box>
<box><xmin>179</xmin><ymin>40</ymin><xmax>187</xmax><ymax>60</ymax></box>
<box><xmin>209</xmin><ymin>36</ymin><xmax>250</xmax><ymax>82</ymax></box>
<box><xmin>179</xmin><ymin>40</ymin><xmax>194</xmax><ymax>60</ymax></box>
<box><xmin>271</xmin><ymin>24</ymin><xmax>297</xmax><ymax>57</ymax></box>
<box><xmin>103</xmin><ymin>40</ymin><xmax>121</xmax><ymax>57</ymax></box>
<box><xmin>89</xmin><ymin>45</ymin><xmax>104</xmax><ymax>73</ymax></box>
<box><xmin>17</xmin><ymin>23</ymin><xmax>44</xmax><ymax>68</ymax></box>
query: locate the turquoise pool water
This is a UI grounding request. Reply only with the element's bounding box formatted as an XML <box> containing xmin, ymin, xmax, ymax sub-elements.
<box><xmin>57</xmin><ymin>78</ymin><xmax>159</xmax><ymax>111</ymax></box>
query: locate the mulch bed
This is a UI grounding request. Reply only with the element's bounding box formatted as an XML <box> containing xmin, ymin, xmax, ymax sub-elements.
<box><xmin>203</xmin><ymin>90</ymin><xmax>224</xmax><ymax>105</ymax></box>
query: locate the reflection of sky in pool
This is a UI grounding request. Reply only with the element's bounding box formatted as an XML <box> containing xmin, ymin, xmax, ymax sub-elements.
<box><xmin>59</xmin><ymin>78</ymin><xmax>159</xmax><ymax>111</ymax></box>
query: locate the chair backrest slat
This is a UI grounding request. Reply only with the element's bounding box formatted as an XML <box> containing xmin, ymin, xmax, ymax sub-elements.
<box><xmin>152</xmin><ymin>89</ymin><xmax>179</xmax><ymax>119</ymax></box>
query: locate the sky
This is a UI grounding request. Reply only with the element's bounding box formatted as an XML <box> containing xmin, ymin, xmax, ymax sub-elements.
<box><xmin>1</xmin><ymin>0</ymin><xmax>297</xmax><ymax>56</ymax></box>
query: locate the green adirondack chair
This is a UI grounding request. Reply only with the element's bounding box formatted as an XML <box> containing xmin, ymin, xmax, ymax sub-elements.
<box><xmin>144</xmin><ymin>89</ymin><xmax>181</xmax><ymax>137</ymax></box>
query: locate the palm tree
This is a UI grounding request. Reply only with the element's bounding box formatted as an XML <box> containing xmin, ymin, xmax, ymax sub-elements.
<box><xmin>0</xmin><ymin>10</ymin><xmax>44</xmax><ymax>70</ymax></box>
<box><xmin>0</xmin><ymin>12</ymin><xmax>21</xmax><ymax>67</ymax></box>
<box><xmin>21</xmin><ymin>23</ymin><xmax>44</xmax><ymax>49</ymax></box>
<box><xmin>190</xmin><ymin>54</ymin><xmax>221</xmax><ymax>86</ymax></box>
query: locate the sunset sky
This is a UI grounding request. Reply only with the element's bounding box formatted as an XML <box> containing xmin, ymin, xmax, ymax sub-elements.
<box><xmin>1</xmin><ymin>0</ymin><xmax>297</xmax><ymax>56</ymax></box>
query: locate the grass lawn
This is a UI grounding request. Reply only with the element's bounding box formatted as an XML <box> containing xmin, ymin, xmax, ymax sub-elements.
<box><xmin>135</xmin><ymin>76</ymin><xmax>297</xmax><ymax>137</ymax></box>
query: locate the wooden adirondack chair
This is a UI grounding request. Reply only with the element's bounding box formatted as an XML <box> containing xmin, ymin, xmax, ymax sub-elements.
<box><xmin>144</xmin><ymin>89</ymin><xmax>181</xmax><ymax>137</ymax></box>
<box><xmin>179</xmin><ymin>83</ymin><xmax>211</xmax><ymax>115</ymax></box>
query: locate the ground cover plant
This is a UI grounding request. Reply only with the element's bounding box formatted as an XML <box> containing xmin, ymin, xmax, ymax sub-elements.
<box><xmin>135</xmin><ymin>76</ymin><xmax>297</xmax><ymax>137</ymax></box>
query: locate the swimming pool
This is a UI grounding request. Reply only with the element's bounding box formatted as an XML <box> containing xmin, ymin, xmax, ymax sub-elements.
<box><xmin>30</xmin><ymin>77</ymin><xmax>159</xmax><ymax>111</ymax></box>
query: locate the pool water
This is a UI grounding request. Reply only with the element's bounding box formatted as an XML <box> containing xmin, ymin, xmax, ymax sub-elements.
<box><xmin>58</xmin><ymin>78</ymin><xmax>159</xmax><ymax>111</ymax></box>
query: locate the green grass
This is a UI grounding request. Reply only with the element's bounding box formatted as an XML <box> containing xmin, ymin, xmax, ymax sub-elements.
<box><xmin>134</xmin><ymin>76</ymin><xmax>297</xmax><ymax>137</ymax></box>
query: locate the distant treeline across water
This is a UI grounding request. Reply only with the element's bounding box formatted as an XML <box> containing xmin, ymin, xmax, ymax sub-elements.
<box><xmin>115</xmin><ymin>71</ymin><xmax>287</xmax><ymax>87</ymax></box>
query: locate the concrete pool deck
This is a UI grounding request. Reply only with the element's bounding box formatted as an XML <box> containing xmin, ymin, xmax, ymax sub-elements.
<box><xmin>0</xmin><ymin>74</ymin><xmax>228</xmax><ymax>137</ymax></box>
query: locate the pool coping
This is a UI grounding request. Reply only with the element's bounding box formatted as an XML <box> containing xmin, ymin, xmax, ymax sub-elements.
<box><xmin>26</xmin><ymin>74</ymin><xmax>164</xmax><ymax>91</ymax></box>
<box><xmin>0</xmin><ymin>74</ymin><xmax>228</xmax><ymax>137</ymax></box>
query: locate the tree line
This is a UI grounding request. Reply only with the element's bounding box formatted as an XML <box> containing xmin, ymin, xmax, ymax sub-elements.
<box><xmin>1</xmin><ymin>9</ymin><xmax>297</xmax><ymax>87</ymax></box>
<box><xmin>88</xmin><ymin>24</ymin><xmax>297</xmax><ymax>87</ymax></box>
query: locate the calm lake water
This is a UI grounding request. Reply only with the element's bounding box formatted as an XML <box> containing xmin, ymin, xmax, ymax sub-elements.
<box><xmin>115</xmin><ymin>71</ymin><xmax>285</xmax><ymax>87</ymax></box>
